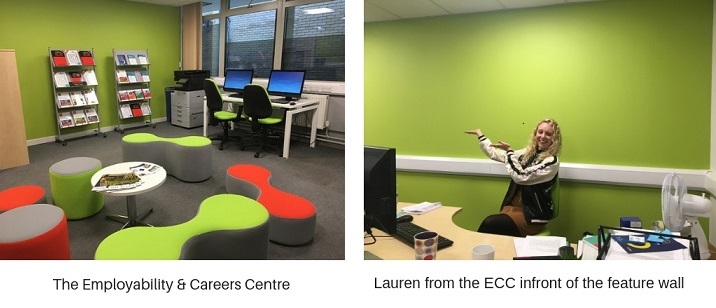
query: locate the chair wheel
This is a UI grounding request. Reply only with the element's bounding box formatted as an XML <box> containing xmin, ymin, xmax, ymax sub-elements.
<box><xmin>254</xmin><ymin>153</ymin><xmax>259</xmax><ymax>158</ymax></box>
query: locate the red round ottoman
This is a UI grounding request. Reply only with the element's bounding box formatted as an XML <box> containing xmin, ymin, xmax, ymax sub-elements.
<box><xmin>0</xmin><ymin>203</ymin><xmax>71</xmax><ymax>260</ymax></box>
<box><xmin>0</xmin><ymin>185</ymin><xmax>47</xmax><ymax>212</ymax></box>
<box><xmin>226</xmin><ymin>164</ymin><xmax>316</xmax><ymax>245</ymax></box>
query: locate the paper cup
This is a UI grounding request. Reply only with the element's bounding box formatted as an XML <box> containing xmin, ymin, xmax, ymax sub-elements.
<box><xmin>471</xmin><ymin>244</ymin><xmax>495</xmax><ymax>260</ymax></box>
<box><xmin>414</xmin><ymin>231</ymin><xmax>439</xmax><ymax>260</ymax></box>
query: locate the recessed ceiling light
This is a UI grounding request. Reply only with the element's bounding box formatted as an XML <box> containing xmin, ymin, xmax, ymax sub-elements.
<box><xmin>304</xmin><ymin>8</ymin><xmax>334</xmax><ymax>14</ymax></box>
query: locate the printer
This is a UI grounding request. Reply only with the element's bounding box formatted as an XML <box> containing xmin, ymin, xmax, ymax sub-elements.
<box><xmin>173</xmin><ymin>70</ymin><xmax>210</xmax><ymax>91</ymax></box>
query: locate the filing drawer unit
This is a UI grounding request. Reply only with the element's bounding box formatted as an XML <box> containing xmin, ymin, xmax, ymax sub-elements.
<box><xmin>171</xmin><ymin>90</ymin><xmax>204</xmax><ymax>128</ymax></box>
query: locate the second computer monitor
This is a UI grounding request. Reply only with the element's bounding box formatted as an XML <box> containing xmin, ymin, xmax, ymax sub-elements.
<box><xmin>223</xmin><ymin>69</ymin><xmax>254</xmax><ymax>95</ymax></box>
<box><xmin>266</xmin><ymin>70</ymin><xmax>306</xmax><ymax>101</ymax></box>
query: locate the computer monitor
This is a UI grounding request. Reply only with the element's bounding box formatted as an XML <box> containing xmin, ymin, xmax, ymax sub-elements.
<box><xmin>364</xmin><ymin>146</ymin><xmax>397</xmax><ymax>235</ymax></box>
<box><xmin>223</xmin><ymin>69</ymin><xmax>254</xmax><ymax>95</ymax></box>
<box><xmin>266</xmin><ymin>70</ymin><xmax>306</xmax><ymax>101</ymax></box>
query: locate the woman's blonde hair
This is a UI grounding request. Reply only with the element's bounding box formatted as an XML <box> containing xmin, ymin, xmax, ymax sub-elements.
<box><xmin>520</xmin><ymin>118</ymin><xmax>562</xmax><ymax>164</ymax></box>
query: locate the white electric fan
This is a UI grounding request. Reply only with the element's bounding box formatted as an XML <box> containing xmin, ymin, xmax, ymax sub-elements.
<box><xmin>661</xmin><ymin>173</ymin><xmax>712</xmax><ymax>260</ymax></box>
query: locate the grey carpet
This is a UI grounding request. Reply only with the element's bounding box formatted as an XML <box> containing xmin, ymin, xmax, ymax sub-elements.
<box><xmin>0</xmin><ymin>122</ymin><xmax>345</xmax><ymax>260</ymax></box>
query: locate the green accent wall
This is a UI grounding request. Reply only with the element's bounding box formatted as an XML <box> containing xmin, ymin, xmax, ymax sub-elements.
<box><xmin>0</xmin><ymin>0</ymin><xmax>181</xmax><ymax>140</ymax></box>
<box><xmin>365</xmin><ymin>0</ymin><xmax>713</xmax><ymax>242</ymax></box>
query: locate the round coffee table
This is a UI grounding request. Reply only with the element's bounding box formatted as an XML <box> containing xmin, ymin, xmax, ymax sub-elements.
<box><xmin>90</xmin><ymin>162</ymin><xmax>167</xmax><ymax>229</ymax></box>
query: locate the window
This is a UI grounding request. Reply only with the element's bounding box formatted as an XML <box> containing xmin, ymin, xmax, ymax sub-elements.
<box><xmin>202</xmin><ymin>0</ymin><xmax>221</xmax><ymax>16</ymax></box>
<box><xmin>202</xmin><ymin>18</ymin><xmax>221</xmax><ymax>76</ymax></box>
<box><xmin>229</xmin><ymin>0</ymin><xmax>276</xmax><ymax>10</ymax></box>
<box><xmin>225</xmin><ymin>10</ymin><xmax>276</xmax><ymax>78</ymax></box>
<box><xmin>282</xmin><ymin>0</ymin><xmax>345</xmax><ymax>81</ymax></box>
<box><xmin>201</xmin><ymin>0</ymin><xmax>345</xmax><ymax>81</ymax></box>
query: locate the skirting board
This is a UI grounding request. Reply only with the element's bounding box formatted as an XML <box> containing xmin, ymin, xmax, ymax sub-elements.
<box><xmin>26</xmin><ymin>118</ymin><xmax>168</xmax><ymax>146</ymax></box>
<box><xmin>396</xmin><ymin>155</ymin><xmax>709</xmax><ymax>191</ymax></box>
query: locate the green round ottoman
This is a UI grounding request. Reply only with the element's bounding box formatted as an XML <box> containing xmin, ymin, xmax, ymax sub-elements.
<box><xmin>49</xmin><ymin>157</ymin><xmax>104</xmax><ymax>219</ymax></box>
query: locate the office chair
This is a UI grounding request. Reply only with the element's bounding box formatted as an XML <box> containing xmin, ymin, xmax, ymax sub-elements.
<box><xmin>240</xmin><ymin>84</ymin><xmax>284</xmax><ymax>158</ymax></box>
<box><xmin>203</xmin><ymin>78</ymin><xmax>240</xmax><ymax>150</ymax></box>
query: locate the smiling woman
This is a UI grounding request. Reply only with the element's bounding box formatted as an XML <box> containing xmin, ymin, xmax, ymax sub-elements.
<box><xmin>465</xmin><ymin>118</ymin><xmax>562</xmax><ymax>237</ymax></box>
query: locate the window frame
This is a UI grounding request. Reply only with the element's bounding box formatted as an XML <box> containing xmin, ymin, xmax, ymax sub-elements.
<box><xmin>202</xmin><ymin>0</ymin><xmax>339</xmax><ymax>79</ymax></box>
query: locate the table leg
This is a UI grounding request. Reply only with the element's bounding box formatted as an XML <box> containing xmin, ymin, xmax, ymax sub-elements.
<box><xmin>282</xmin><ymin>111</ymin><xmax>294</xmax><ymax>159</ymax></box>
<box><xmin>309</xmin><ymin>106</ymin><xmax>318</xmax><ymax>148</ymax></box>
<box><xmin>105</xmin><ymin>195</ymin><xmax>153</xmax><ymax>229</ymax></box>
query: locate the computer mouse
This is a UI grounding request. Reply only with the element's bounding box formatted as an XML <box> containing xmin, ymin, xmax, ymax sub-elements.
<box><xmin>289</xmin><ymin>102</ymin><xmax>296</xmax><ymax>105</ymax></box>
<box><xmin>396</xmin><ymin>215</ymin><xmax>413</xmax><ymax>224</ymax></box>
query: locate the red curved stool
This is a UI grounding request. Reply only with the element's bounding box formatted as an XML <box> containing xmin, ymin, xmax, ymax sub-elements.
<box><xmin>0</xmin><ymin>203</ymin><xmax>71</xmax><ymax>260</ymax></box>
<box><xmin>0</xmin><ymin>185</ymin><xmax>47</xmax><ymax>213</ymax></box>
<box><xmin>226</xmin><ymin>164</ymin><xmax>316</xmax><ymax>245</ymax></box>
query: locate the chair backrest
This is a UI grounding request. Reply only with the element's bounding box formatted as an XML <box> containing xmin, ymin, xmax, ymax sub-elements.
<box><xmin>203</xmin><ymin>78</ymin><xmax>224</xmax><ymax>113</ymax></box>
<box><xmin>243</xmin><ymin>84</ymin><xmax>274</xmax><ymax>119</ymax></box>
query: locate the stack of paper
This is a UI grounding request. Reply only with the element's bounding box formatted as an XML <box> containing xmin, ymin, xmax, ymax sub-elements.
<box><xmin>401</xmin><ymin>202</ymin><xmax>441</xmax><ymax>215</ymax></box>
<box><xmin>514</xmin><ymin>236</ymin><xmax>568</xmax><ymax>257</ymax></box>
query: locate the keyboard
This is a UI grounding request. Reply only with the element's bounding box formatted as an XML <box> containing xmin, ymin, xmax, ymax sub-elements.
<box><xmin>271</xmin><ymin>99</ymin><xmax>291</xmax><ymax>104</ymax></box>
<box><xmin>228</xmin><ymin>93</ymin><xmax>243</xmax><ymax>98</ymax></box>
<box><xmin>395</xmin><ymin>222</ymin><xmax>454</xmax><ymax>250</ymax></box>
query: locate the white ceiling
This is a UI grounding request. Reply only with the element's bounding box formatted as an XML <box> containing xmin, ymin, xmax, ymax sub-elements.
<box><xmin>365</xmin><ymin>0</ymin><xmax>602</xmax><ymax>23</ymax></box>
<box><xmin>123</xmin><ymin>0</ymin><xmax>200</xmax><ymax>6</ymax></box>
<box><xmin>123</xmin><ymin>0</ymin><xmax>603</xmax><ymax>21</ymax></box>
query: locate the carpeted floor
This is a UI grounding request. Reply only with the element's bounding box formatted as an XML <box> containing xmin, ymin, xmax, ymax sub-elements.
<box><xmin>0</xmin><ymin>121</ymin><xmax>345</xmax><ymax>260</ymax></box>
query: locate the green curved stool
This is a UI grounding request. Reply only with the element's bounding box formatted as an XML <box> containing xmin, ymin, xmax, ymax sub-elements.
<box><xmin>122</xmin><ymin>133</ymin><xmax>212</xmax><ymax>182</ymax></box>
<box><xmin>95</xmin><ymin>194</ymin><xmax>270</xmax><ymax>260</ymax></box>
<box><xmin>49</xmin><ymin>157</ymin><xmax>104</xmax><ymax>219</ymax></box>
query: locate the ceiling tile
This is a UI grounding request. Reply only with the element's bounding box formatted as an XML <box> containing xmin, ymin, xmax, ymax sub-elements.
<box><xmin>365</xmin><ymin>0</ymin><xmax>448</xmax><ymax>19</ymax></box>
<box><xmin>432</xmin><ymin>0</ymin><xmax>505</xmax><ymax>14</ymax></box>
<box><xmin>364</xmin><ymin>1</ymin><xmax>401</xmax><ymax>23</ymax></box>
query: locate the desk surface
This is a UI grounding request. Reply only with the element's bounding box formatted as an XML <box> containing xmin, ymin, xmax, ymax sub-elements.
<box><xmin>221</xmin><ymin>94</ymin><xmax>318</xmax><ymax>109</ymax></box>
<box><xmin>364</xmin><ymin>203</ymin><xmax>520</xmax><ymax>260</ymax></box>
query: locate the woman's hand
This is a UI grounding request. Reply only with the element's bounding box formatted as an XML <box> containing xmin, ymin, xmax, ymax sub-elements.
<box><xmin>491</xmin><ymin>141</ymin><xmax>512</xmax><ymax>151</ymax></box>
<box><xmin>465</xmin><ymin>129</ymin><xmax>483</xmax><ymax>136</ymax></box>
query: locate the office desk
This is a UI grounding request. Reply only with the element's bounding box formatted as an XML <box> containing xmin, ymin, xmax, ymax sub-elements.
<box><xmin>203</xmin><ymin>95</ymin><xmax>320</xmax><ymax>159</ymax></box>
<box><xmin>365</xmin><ymin>203</ymin><xmax>521</xmax><ymax>260</ymax></box>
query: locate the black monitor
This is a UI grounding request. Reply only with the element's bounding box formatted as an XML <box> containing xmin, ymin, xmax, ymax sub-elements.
<box><xmin>364</xmin><ymin>146</ymin><xmax>397</xmax><ymax>235</ymax></box>
<box><xmin>266</xmin><ymin>70</ymin><xmax>306</xmax><ymax>101</ymax></box>
<box><xmin>223</xmin><ymin>69</ymin><xmax>254</xmax><ymax>95</ymax></box>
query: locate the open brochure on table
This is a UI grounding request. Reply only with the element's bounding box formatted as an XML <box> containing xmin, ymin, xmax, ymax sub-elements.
<box><xmin>128</xmin><ymin>162</ymin><xmax>161</xmax><ymax>176</ymax></box>
<box><xmin>91</xmin><ymin>172</ymin><xmax>144</xmax><ymax>192</ymax></box>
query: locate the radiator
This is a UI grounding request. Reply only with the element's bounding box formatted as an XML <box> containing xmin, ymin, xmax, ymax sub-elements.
<box><xmin>300</xmin><ymin>94</ymin><xmax>329</xmax><ymax>129</ymax></box>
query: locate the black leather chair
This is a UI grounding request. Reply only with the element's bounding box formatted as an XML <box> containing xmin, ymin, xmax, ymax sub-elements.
<box><xmin>204</xmin><ymin>78</ymin><xmax>240</xmax><ymax>150</ymax></box>
<box><xmin>241</xmin><ymin>84</ymin><xmax>284</xmax><ymax>158</ymax></box>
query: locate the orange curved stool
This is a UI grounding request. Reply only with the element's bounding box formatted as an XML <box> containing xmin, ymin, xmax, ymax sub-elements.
<box><xmin>226</xmin><ymin>164</ymin><xmax>316</xmax><ymax>245</ymax></box>
<box><xmin>0</xmin><ymin>185</ymin><xmax>47</xmax><ymax>213</ymax></box>
<box><xmin>0</xmin><ymin>204</ymin><xmax>71</xmax><ymax>260</ymax></box>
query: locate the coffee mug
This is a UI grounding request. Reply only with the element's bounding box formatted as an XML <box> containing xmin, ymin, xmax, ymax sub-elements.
<box><xmin>414</xmin><ymin>231</ymin><xmax>439</xmax><ymax>260</ymax></box>
<box><xmin>471</xmin><ymin>244</ymin><xmax>495</xmax><ymax>260</ymax></box>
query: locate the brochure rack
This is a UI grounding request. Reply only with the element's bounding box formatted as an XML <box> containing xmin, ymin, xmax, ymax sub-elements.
<box><xmin>112</xmin><ymin>49</ymin><xmax>155</xmax><ymax>133</ymax></box>
<box><xmin>49</xmin><ymin>47</ymin><xmax>106</xmax><ymax>146</ymax></box>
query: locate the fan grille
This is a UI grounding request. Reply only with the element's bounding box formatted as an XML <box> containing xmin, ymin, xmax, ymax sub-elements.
<box><xmin>661</xmin><ymin>173</ymin><xmax>686</xmax><ymax>231</ymax></box>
